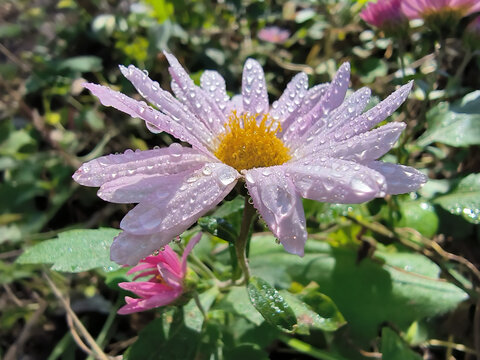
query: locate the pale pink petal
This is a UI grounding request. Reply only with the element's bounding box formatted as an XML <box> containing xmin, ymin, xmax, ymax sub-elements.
<box><xmin>120</xmin><ymin>163</ymin><xmax>239</xmax><ymax>235</ymax></box>
<box><xmin>298</xmin><ymin>123</ymin><xmax>406</xmax><ymax>163</ymax></box>
<box><xmin>336</xmin><ymin>82</ymin><xmax>413</xmax><ymax>141</ymax></box>
<box><xmin>244</xmin><ymin>166</ymin><xmax>307</xmax><ymax>256</ymax></box>
<box><xmin>285</xmin><ymin>159</ymin><xmax>387</xmax><ymax>204</ymax></box>
<box><xmin>283</xmin><ymin>63</ymin><xmax>351</xmax><ymax>147</ymax></box>
<box><xmin>164</xmin><ymin>52</ymin><xmax>226</xmax><ymax>135</ymax></box>
<box><xmin>97</xmin><ymin>171</ymin><xmax>192</xmax><ymax>204</ymax></box>
<box><xmin>200</xmin><ymin>70</ymin><xmax>230</xmax><ymax>115</ymax></box>
<box><xmin>73</xmin><ymin>144</ymin><xmax>212</xmax><ymax>187</ymax></box>
<box><xmin>366</xmin><ymin>161</ymin><xmax>428</xmax><ymax>194</ymax></box>
<box><xmin>228</xmin><ymin>94</ymin><xmax>244</xmax><ymax>113</ymax></box>
<box><xmin>127</xmin><ymin>262</ymin><xmax>155</xmax><ymax>275</ymax></box>
<box><xmin>270</xmin><ymin>72</ymin><xmax>309</xmax><ymax>125</ymax></box>
<box><xmin>111</xmin><ymin>231</ymin><xmax>174</xmax><ymax>266</ymax></box>
<box><xmin>119</xmin><ymin>64</ymin><xmax>216</xmax><ymax>148</ymax></box>
<box><xmin>242</xmin><ymin>59</ymin><xmax>269</xmax><ymax>115</ymax></box>
<box><xmin>83</xmin><ymin>83</ymin><xmax>211</xmax><ymax>153</ymax></box>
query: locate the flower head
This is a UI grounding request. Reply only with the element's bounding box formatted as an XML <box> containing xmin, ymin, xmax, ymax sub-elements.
<box><xmin>74</xmin><ymin>52</ymin><xmax>427</xmax><ymax>265</ymax></box>
<box><xmin>258</xmin><ymin>26</ymin><xmax>291</xmax><ymax>44</ymax></box>
<box><xmin>360</xmin><ymin>0</ymin><xmax>408</xmax><ymax>34</ymax></box>
<box><xmin>117</xmin><ymin>233</ymin><xmax>200</xmax><ymax>314</ymax></box>
<box><xmin>465</xmin><ymin>15</ymin><xmax>480</xmax><ymax>47</ymax></box>
<box><xmin>402</xmin><ymin>0</ymin><xmax>480</xmax><ymax>30</ymax></box>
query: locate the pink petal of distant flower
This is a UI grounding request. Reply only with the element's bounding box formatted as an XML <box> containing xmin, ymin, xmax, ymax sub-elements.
<box><xmin>83</xmin><ymin>83</ymin><xmax>211</xmax><ymax>153</ymax></box>
<box><xmin>120</xmin><ymin>163</ymin><xmax>239</xmax><ymax>235</ymax></box>
<box><xmin>366</xmin><ymin>161</ymin><xmax>428</xmax><ymax>194</ymax></box>
<box><xmin>244</xmin><ymin>166</ymin><xmax>307</xmax><ymax>256</ymax></box>
<box><xmin>286</xmin><ymin>159</ymin><xmax>387</xmax><ymax>204</ymax></box>
<box><xmin>258</xmin><ymin>27</ymin><xmax>291</xmax><ymax>44</ymax></box>
<box><xmin>164</xmin><ymin>52</ymin><xmax>226</xmax><ymax>135</ymax></box>
<box><xmin>242</xmin><ymin>59</ymin><xmax>269</xmax><ymax>115</ymax></box>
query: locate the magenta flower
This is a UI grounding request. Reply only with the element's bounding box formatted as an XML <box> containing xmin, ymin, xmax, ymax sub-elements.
<box><xmin>258</xmin><ymin>26</ymin><xmax>291</xmax><ymax>44</ymax></box>
<box><xmin>117</xmin><ymin>233</ymin><xmax>200</xmax><ymax>314</ymax></box>
<box><xmin>74</xmin><ymin>52</ymin><xmax>427</xmax><ymax>265</ymax></box>
<box><xmin>402</xmin><ymin>0</ymin><xmax>480</xmax><ymax>20</ymax></box>
<box><xmin>360</xmin><ymin>0</ymin><xmax>408</xmax><ymax>33</ymax></box>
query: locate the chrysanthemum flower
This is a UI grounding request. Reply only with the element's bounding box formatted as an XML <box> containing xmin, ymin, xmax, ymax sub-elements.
<box><xmin>465</xmin><ymin>15</ymin><xmax>480</xmax><ymax>47</ymax></box>
<box><xmin>258</xmin><ymin>26</ymin><xmax>291</xmax><ymax>44</ymax></box>
<box><xmin>74</xmin><ymin>52</ymin><xmax>427</xmax><ymax>265</ymax></box>
<box><xmin>360</xmin><ymin>0</ymin><xmax>408</xmax><ymax>34</ymax></box>
<box><xmin>402</xmin><ymin>0</ymin><xmax>480</xmax><ymax>26</ymax></box>
<box><xmin>117</xmin><ymin>233</ymin><xmax>200</xmax><ymax>314</ymax></box>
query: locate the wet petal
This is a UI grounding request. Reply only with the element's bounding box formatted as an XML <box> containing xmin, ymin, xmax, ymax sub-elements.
<box><xmin>119</xmin><ymin>64</ymin><xmax>216</xmax><ymax>148</ymax></box>
<box><xmin>292</xmin><ymin>87</ymin><xmax>371</xmax><ymax>155</ymax></box>
<box><xmin>111</xmin><ymin>231</ymin><xmax>174</xmax><ymax>266</ymax></box>
<box><xmin>299</xmin><ymin>122</ymin><xmax>406</xmax><ymax>162</ymax></box>
<box><xmin>118</xmin><ymin>281</ymin><xmax>172</xmax><ymax>297</ymax></box>
<box><xmin>200</xmin><ymin>70</ymin><xmax>230</xmax><ymax>114</ymax></box>
<box><xmin>181</xmin><ymin>232</ymin><xmax>202</xmax><ymax>273</ymax></box>
<box><xmin>244</xmin><ymin>166</ymin><xmax>307</xmax><ymax>256</ymax></box>
<box><xmin>283</xmin><ymin>63</ymin><xmax>351</xmax><ymax>147</ymax></box>
<box><xmin>285</xmin><ymin>159</ymin><xmax>387</xmax><ymax>204</ymax></box>
<box><xmin>120</xmin><ymin>163</ymin><xmax>239</xmax><ymax>235</ymax></box>
<box><xmin>366</xmin><ymin>161</ymin><xmax>428</xmax><ymax>194</ymax></box>
<box><xmin>271</xmin><ymin>72</ymin><xmax>309</xmax><ymax>125</ymax></box>
<box><xmin>83</xmin><ymin>83</ymin><xmax>211</xmax><ymax>153</ymax></box>
<box><xmin>337</xmin><ymin>82</ymin><xmax>413</xmax><ymax>140</ymax></box>
<box><xmin>164</xmin><ymin>52</ymin><xmax>226</xmax><ymax>135</ymax></box>
<box><xmin>242</xmin><ymin>59</ymin><xmax>269</xmax><ymax>115</ymax></box>
<box><xmin>73</xmin><ymin>144</ymin><xmax>212</xmax><ymax>187</ymax></box>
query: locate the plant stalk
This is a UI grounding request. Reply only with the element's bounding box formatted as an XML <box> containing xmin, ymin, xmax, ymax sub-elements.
<box><xmin>235</xmin><ymin>196</ymin><xmax>256</xmax><ymax>284</ymax></box>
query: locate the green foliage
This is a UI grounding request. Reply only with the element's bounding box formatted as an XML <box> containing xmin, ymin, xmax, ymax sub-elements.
<box><xmin>417</xmin><ymin>91</ymin><xmax>480</xmax><ymax>147</ymax></box>
<box><xmin>249</xmin><ymin>236</ymin><xmax>467</xmax><ymax>342</ymax></box>
<box><xmin>381</xmin><ymin>327</ymin><xmax>423</xmax><ymax>360</ymax></box>
<box><xmin>17</xmin><ymin>228</ymin><xmax>121</xmax><ymax>272</ymax></box>
<box><xmin>434</xmin><ymin>173</ymin><xmax>480</xmax><ymax>224</ymax></box>
<box><xmin>247</xmin><ymin>276</ymin><xmax>297</xmax><ymax>332</ymax></box>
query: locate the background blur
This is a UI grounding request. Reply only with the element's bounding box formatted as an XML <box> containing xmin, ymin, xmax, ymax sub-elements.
<box><xmin>1</xmin><ymin>0</ymin><xmax>479</xmax><ymax>359</ymax></box>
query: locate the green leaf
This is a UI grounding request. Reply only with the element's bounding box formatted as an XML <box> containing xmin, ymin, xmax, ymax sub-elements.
<box><xmin>247</xmin><ymin>276</ymin><xmax>297</xmax><ymax>332</ymax></box>
<box><xmin>433</xmin><ymin>173</ymin><xmax>480</xmax><ymax>224</ymax></box>
<box><xmin>394</xmin><ymin>201</ymin><xmax>439</xmax><ymax>237</ymax></box>
<box><xmin>127</xmin><ymin>309</ymin><xmax>201</xmax><ymax>360</ymax></box>
<box><xmin>198</xmin><ymin>217</ymin><xmax>237</xmax><ymax>243</ymax></box>
<box><xmin>279</xmin><ymin>290</ymin><xmax>345</xmax><ymax>334</ymax></box>
<box><xmin>183</xmin><ymin>287</ymin><xmax>219</xmax><ymax>332</ymax></box>
<box><xmin>249</xmin><ymin>236</ymin><xmax>467</xmax><ymax>342</ymax></box>
<box><xmin>17</xmin><ymin>228</ymin><xmax>120</xmax><ymax>273</ymax></box>
<box><xmin>417</xmin><ymin>91</ymin><xmax>480</xmax><ymax>147</ymax></box>
<box><xmin>224</xmin><ymin>344</ymin><xmax>269</xmax><ymax>360</ymax></box>
<box><xmin>57</xmin><ymin>56</ymin><xmax>103</xmax><ymax>73</ymax></box>
<box><xmin>225</xmin><ymin>286</ymin><xmax>265</xmax><ymax>325</ymax></box>
<box><xmin>381</xmin><ymin>327</ymin><xmax>422</xmax><ymax>360</ymax></box>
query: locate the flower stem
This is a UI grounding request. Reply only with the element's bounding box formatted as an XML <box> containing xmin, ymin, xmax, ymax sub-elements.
<box><xmin>235</xmin><ymin>196</ymin><xmax>256</xmax><ymax>284</ymax></box>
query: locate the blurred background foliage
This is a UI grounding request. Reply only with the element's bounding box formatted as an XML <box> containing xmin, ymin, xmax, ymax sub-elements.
<box><xmin>0</xmin><ymin>0</ymin><xmax>479</xmax><ymax>359</ymax></box>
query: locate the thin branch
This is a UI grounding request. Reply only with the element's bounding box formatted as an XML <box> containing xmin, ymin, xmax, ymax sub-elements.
<box><xmin>4</xmin><ymin>297</ymin><xmax>47</xmax><ymax>360</ymax></box>
<box><xmin>43</xmin><ymin>271</ymin><xmax>111</xmax><ymax>360</ymax></box>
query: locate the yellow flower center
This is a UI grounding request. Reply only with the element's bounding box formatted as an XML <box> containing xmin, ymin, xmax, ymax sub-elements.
<box><xmin>214</xmin><ymin>111</ymin><xmax>291</xmax><ymax>172</ymax></box>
